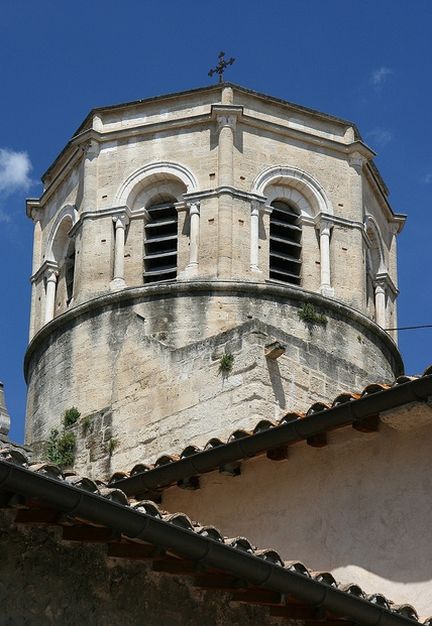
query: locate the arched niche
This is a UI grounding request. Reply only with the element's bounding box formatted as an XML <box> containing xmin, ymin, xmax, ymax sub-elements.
<box><xmin>252</xmin><ymin>165</ymin><xmax>333</xmax><ymax>218</ymax></box>
<box><xmin>46</xmin><ymin>205</ymin><xmax>79</xmax><ymax>263</ymax></box>
<box><xmin>364</xmin><ymin>215</ymin><xmax>386</xmax><ymax>276</ymax></box>
<box><xmin>114</xmin><ymin>161</ymin><xmax>198</xmax><ymax>210</ymax></box>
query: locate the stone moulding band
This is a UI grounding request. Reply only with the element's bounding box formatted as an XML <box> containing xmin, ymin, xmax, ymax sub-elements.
<box><xmin>24</xmin><ymin>280</ymin><xmax>403</xmax><ymax>382</ymax></box>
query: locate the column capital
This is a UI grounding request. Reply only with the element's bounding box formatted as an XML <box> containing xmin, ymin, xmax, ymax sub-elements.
<box><xmin>112</xmin><ymin>213</ymin><xmax>129</xmax><ymax>229</ymax></box>
<box><xmin>81</xmin><ymin>138</ymin><xmax>100</xmax><ymax>160</ymax></box>
<box><xmin>251</xmin><ymin>201</ymin><xmax>261</xmax><ymax>217</ymax></box>
<box><xmin>375</xmin><ymin>271</ymin><xmax>399</xmax><ymax>296</ymax></box>
<box><xmin>44</xmin><ymin>267</ymin><xmax>59</xmax><ymax>283</ymax></box>
<box><xmin>217</xmin><ymin>114</ymin><xmax>237</xmax><ymax>132</ymax></box>
<box><xmin>26</xmin><ymin>201</ymin><xmax>44</xmax><ymax>223</ymax></box>
<box><xmin>349</xmin><ymin>151</ymin><xmax>367</xmax><ymax>172</ymax></box>
<box><xmin>31</xmin><ymin>260</ymin><xmax>59</xmax><ymax>284</ymax></box>
<box><xmin>314</xmin><ymin>213</ymin><xmax>334</xmax><ymax>234</ymax></box>
<box><xmin>211</xmin><ymin>104</ymin><xmax>243</xmax><ymax>132</ymax></box>
<box><xmin>188</xmin><ymin>201</ymin><xmax>200</xmax><ymax>215</ymax></box>
<box><xmin>374</xmin><ymin>282</ymin><xmax>386</xmax><ymax>296</ymax></box>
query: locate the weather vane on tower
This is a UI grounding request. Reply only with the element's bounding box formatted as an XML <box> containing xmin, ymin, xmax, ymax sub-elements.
<box><xmin>208</xmin><ymin>51</ymin><xmax>235</xmax><ymax>83</ymax></box>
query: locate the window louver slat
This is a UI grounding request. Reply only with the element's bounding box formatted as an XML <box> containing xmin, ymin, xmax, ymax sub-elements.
<box><xmin>144</xmin><ymin>202</ymin><xmax>178</xmax><ymax>284</ymax></box>
<box><xmin>269</xmin><ymin>201</ymin><xmax>301</xmax><ymax>285</ymax></box>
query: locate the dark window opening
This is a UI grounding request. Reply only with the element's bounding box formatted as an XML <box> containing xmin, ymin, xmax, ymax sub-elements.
<box><xmin>269</xmin><ymin>200</ymin><xmax>301</xmax><ymax>285</ymax></box>
<box><xmin>65</xmin><ymin>241</ymin><xmax>75</xmax><ymax>305</ymax></box>
<box><xmin>144</xmin><ymin>202</ymin><xmax>178</xmax><ymax>283</ymax></box>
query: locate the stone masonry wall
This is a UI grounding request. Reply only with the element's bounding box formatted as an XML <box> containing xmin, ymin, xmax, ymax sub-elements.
<box><xmin>25</xmin><ymin>283</ymin><xmax>402</xmax><ymax>480</ymax></box>
<box><xmin>0</xmin><ymin>511</ymin><xmax>282</xmax><ymax>626</ymax></box>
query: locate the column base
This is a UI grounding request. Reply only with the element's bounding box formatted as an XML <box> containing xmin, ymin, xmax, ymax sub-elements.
<box><xmin>181</xmin><ymin>264</ymin><xmax>199</xmax><ymax>278</ymax></box>
<box><xmin>110</xmin><ymin>278</ymin><xmax>126</xmax><ymax>291</ymax></box>
<box><xmin>320</xmin><ymin>285</ymin><xmax>334</xmax><ymax>298</ymax></box>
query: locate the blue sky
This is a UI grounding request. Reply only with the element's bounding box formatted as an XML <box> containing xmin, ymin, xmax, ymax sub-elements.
<box><xmin>1</xmin><ymin>0</ymin><xmax>431</xmax><ymax>443</ymax></box>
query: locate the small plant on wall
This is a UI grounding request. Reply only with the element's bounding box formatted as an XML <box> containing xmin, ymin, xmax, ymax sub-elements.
<box><xmin>63</xmin><ymin>406</ymin><xmax>80</xmax><ymax>428</ymax></box>
<box><xmin>81</xmin><ymin>414</ymin><xmax>92</xmax><ymax>435</ymax></box>
<box><xmin>107</xmin><ymin>438</ymin><xmax>119</xmax><ymax>456</ymax></box>
<box><xmin>298</xmin><ymin>303</ymin><xmax>327</xmax><ymax>328</ymax></box>
<box><xmin>46</xmin><ymin>429</ymin><xmax>76</xmax><ymax>468</ymax></box>
<box><xmin>219</xmin><ymin>352</ymin><xmax>234</xmax><ymax>378</ymax></box>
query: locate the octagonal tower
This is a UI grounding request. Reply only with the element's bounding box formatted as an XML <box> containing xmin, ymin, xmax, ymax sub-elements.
<box><xmin>25</xmin><ymin>84</ymin><xmax>405</xmax><ymax>476</ymax></box>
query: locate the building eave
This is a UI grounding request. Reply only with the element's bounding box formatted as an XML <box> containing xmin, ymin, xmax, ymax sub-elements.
<box><xmin>0</xmin><ymin>453</ymin><xmax>423</xmax><ymax>625</ymax></box>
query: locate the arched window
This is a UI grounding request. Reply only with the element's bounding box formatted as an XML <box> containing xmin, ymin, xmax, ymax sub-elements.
<box><xmin>269</xmin><ymin>200</ymin><xmax>302</xmax><ymax>285</ymax></box>
<box><xmin>50</xmin><ymin>216</ymin><xmax>76</xmax><ymax>314</ymax></box>
<box><xmin>144</xmin><ymin>200</ymin><xmax>178</xmax><ymax>283</ymax></box>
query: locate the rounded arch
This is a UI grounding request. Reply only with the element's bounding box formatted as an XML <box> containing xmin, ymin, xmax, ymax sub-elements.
<box><xmin>46</xmin><ymin>205</ymin><xmax>79</xmax><ymax>263</ymax></box>
<box><xmin>115</xmin><ymin>161</ymin><xmax>198</xmax><ymax>209</ymax></box>
<box><xmin>364</xmin><ymin>214</ymin><xmax>386</xmax><ymax>274</ymax></box>
<box><xmin>252</xmin><ymin>165</ymin><xmax>334</xmax><ymax>217</ymax></box>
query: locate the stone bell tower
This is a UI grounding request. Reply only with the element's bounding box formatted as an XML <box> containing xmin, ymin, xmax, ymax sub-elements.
<box><xmin>25</xmin><ymin>83</ymin><xmax>405</xmax><ymax>477</ymax></box>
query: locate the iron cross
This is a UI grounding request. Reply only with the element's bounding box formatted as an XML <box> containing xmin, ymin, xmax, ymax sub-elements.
<box><xmin>208</xmin><ymin>51</ymin><xmax>235</xmax><ymax>83</ymax></box>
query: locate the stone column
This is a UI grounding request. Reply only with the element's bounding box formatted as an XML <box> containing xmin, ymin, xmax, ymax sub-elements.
<box><xmin>374</xmin><ymin>281</ymin><xmax>386</xmax><ymax>328</ymax></box>
<box><xmin>188</xmin><ymin>202</ymin><xmax>200</xmax><ymax>269</ymax></box>
<box><xmin>250</xmin><ymin>202</ymin><xmax>260</xmax><ymax>271</ymax></box>
<box><xmin>0</xmin><ymin>381</ymin><xmax>11</xmax><ymax>438</ymax></box>
<box><xmin>349</xmin><ymin>152</ymin><xmax>368</xmax><ymax>308</ymax></box>
<box><xmin>111</xmin><ymin>214</ymin><xmax>129</xmax><ymax>290</ymax></box>
<box><xmin>216</xmin><ymin>114</ymin><xmax>236</xmax><ymax>277</ymax></box>
<box><xmin>29</xmin><ymin>208</ymin><xmax>43</xmax><ymax>340</ymax></box>
<box><xmin>44</xmin><ymin>267</ymin><xmax>58</xmax><ymax>324</ymax></box>
<box><xmin>217</xmin><ymin>115</ymin><xmax>235</xmax><ymax>188</ymax></box>
<box><xmin>81</xmin><ymin>139</ymin><xmax>99</xmax><ymax>212</ymax></box>
<box><xmin>349</xmin><ymin>152</ymin><xmax>366</xmax><ymax>218</ymax></box>
<box><xmin>318</xmin><ymin>218</ymin><xmax>334</xmax><ymax>296</ymax></box>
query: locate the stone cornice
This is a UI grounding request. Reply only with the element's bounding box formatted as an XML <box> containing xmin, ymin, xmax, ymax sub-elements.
<box><xmin>24</xmin><ymin>280</ymin><xmax>403</xmax><ymax>383</ymax></box>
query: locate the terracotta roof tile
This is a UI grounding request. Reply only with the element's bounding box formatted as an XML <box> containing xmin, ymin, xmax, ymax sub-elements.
<box><xmin>107</xmin><ymin>367</ymin><xmax>432</xmax><ymax>495</ymax></box>
<box><xmin>0</xmin><ymin>445</ymin><xmax>426</xmax><ymax>624</ymax></box>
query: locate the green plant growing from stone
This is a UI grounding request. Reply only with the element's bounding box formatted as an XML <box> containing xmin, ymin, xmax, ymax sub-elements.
<box><xmin>63</xmin><ymin>406</ymin><xmax>81</xmax><ymax>428</ymax></box>
<box><xmin>218</xmin><ymin>352</ymin><xmax>234</xmax><ymax>377</ymax></box>
<box><xmin>108</xmin><ymin>438</ymin><xmax>119</xmax><ymax>456</ymax></box>
<box><xmin>46</xmin><ymin>429</ymin><xmax>76</xmax><ymax>468</ymax></box>
<box><xmin>81</xmin><ymin>414</ymin><xmax>92</xmax><ymax>435</ymax></box>
<box><xmin>298</xmin><ymin>303</ymin><xmax>327</xmax><ymax>328</ymax></box>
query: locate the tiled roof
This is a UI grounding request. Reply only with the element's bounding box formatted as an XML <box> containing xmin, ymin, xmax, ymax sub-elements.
<box><xmin>109</xmin><ymin>367</ymin><xmax>432</xmax><ymax>497</ymax></box>
<box><xmin>0</xmin><ymin>443</ymin><xmax>426</xmax><ymax>625</ymax></box>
